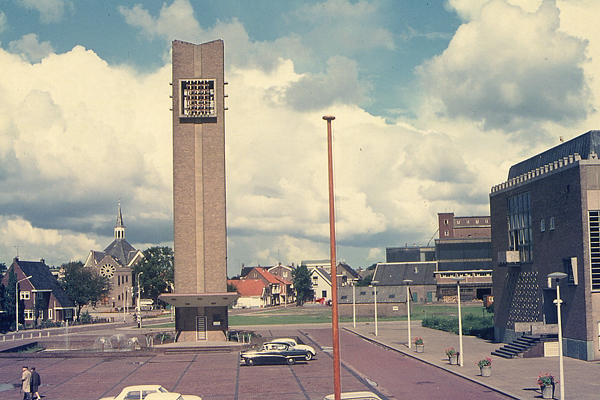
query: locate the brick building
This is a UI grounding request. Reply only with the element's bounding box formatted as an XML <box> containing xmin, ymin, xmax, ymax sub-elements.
<box><xmin>490</xmin><ymin>130</ymin><xmax>600</xmax><ymax>361</ymax></box>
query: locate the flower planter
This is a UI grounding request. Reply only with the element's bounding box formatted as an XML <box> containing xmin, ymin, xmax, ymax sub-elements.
<box><xmin>415</xmin><ymin>344</ymin><xmax>424</xmax><ymax>353</ymax></box>
<box><xmin>449</xmin><ymin>354</ymin><xmax>458</xmax><ymax>365</ymax></box>
<box><xmin>541</xmin><ymin>384</ymin><xmax>554</xmax><ymax>399</ymax></box>
<box><xmin>480</xmin><ymin>365</ymin><xmax>491</xmax><ymax>377</ymax></box>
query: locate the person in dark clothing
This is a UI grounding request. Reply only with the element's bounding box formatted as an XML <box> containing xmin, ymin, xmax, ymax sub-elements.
<box><xmin>30</xmin><ymin>367</ymin><xmax>41</xmax><ymax>400</ymax></box>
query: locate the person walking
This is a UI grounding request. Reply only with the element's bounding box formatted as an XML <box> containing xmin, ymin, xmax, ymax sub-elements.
<box><xmin>20</xmin><ymin>366</ymin><xmax>31</xmax><ymax>400</ymax></box>
<box><xmin>30</xmin><ymin>367</ymin><xmax>41</xmax><ymax>400</ymax></box>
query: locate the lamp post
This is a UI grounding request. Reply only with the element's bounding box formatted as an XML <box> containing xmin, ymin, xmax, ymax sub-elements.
<box><xmin>15</xmin><ymin>275</ymin><xmax>32</xmax><ymax>332</ymax></box>
<box><xmin>403</xmin><ymin>279</ymin><xmax>413</xmax><ymax>348</ymax></box>
<box><xmin>122</xmin><ymin>286</ymin><xmax>130</xmax><ymax>322</ymax></box>
<box><xmin>371</xmin><ymin>280</ymin><xmax>379</xmax><ymax>336</ymax></box>
<box><xmin>352</xmin><ymin>278</ymin><xmax>357</xmax><ymax>328</ymax></box>
<box><xmin>451</xmin><ymin>276</ymin><xmax>465</xmax><ymax>366</ymax></box>
<box><xmin>136</xmin><ymin>271</ymin><xmax>143</xmax><ymax>329</ymax></box>
<box><xmin>548</xmin><ymin>272</ymin><xmax>567</xmax><ymax>400</ymax></box>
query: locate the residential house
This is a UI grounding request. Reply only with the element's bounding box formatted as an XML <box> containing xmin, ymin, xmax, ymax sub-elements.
<box><xmin>228</xmin><ymin>279</ymin><xmax>269</xmax><ymax>309</ymax></box>
<box><xmin>3</xmin><ymin>258</ymin><xmax>76</xmax><ymax>325</ymax></box>
<box><xmin>241</xmin><ymin>267</ymin><xmax>291</xmax><ymax>306</ymax></box>
<box><xmin>310</xmin><ymin>267</ymin><xmax>332</xmax><ymax>302</ymax></box>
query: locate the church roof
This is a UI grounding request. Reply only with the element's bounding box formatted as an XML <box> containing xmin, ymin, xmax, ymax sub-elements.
<box><xmin>103</xmin><ymin>238</ymin><xmax>139</xmax><ymax>266</ymax></box>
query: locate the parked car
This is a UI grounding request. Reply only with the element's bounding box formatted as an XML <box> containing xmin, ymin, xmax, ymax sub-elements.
<box><xmin>240</xmin><ymin>342</ymin><xmax>311</xmax><ymax>366</ymax></box>
<box><xmin>145</xmin><ymin>393</ymin><xmax>202</xmax><ymax>400</ymax></box>
<box><xmin>99</xmin><ymin>385</ymin><xmax>201</xmax><ymax>400</ymax></box>
<box><xmin>324</xmin><ymin>391</ymin><xmax>382</xmax><ymax>400</ymax></box>
<box><xmin>270</xmin><ymin>338</ymin><xmax>317</xmax><ymax>360</ymax></box>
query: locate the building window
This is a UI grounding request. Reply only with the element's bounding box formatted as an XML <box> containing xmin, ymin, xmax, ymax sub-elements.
<box><xmin>444</xmin><ymin>230</ymin><xmax>449</xmax><ymax>236</ymax></box>
<box><xmin>444</xmin><ymin>219</ymin><xmax>449</xmax><ymax>225</ymax></box>
<box><xmin>589</xmin><ymin>211</ymin><xmax>600</xmax><ymax>290</ymax></box>
<box><xmin>541</xmin><ymin>219</ymin><xmax>546</xmax><ymax>232</ymax></box>
<box><xmin>564</xmin><ymin>257</ymin><xmax>578</xmax><ymax>285</ymax></box>
<box><xmin>20</xmin><ymin>291</ymin><xmax>30</xmax><ymax>300</ymax></box>
<box><xmin>24</xmin><ymin>310</ymin><xmax>34</xmax><ymax>320</ymax></box>
<box><xmin>476</xmin><ymin>219</ymin><xmax>480</xmax><ymax>224</ymax></box>
<box><xmin>508</xmin><ymin>192</ymin><xmax>532</xmax><ymax>262</ymax></box>
<box><xmin>550</xmin><ymin>217</ymin><xmax>555</xmax><ymax>230</ymax></box>
<box><xmin>36</xmin><ymin>292</ymin><xmax>44</xmax><ymax>300</ymax></box>
<box><xmin>48</xmin><ymin>309</ymin><xmax>53</xmax><ymax>320</ymax></box>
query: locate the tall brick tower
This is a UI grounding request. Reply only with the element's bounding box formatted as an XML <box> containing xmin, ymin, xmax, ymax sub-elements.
<box><xmin>160</xmin><ymin>40</ymin><xmax>238</xmax><ymax>342</ymax></box>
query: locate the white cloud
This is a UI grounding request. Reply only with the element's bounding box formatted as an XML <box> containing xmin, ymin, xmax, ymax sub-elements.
<box><xmin>0</xmin><ymin>11</ymin><xmax>7</xmax><ymax>33</ymax></box>
<box><xmin>0</xmin><ymin>216</ymin><xmax>100</xmax><ymax>265</ymax></box>
<box><xmin>0</xmin><ymin>45</ymin><xmax>173</xmax><ymax>253</ymax></box>
<box><xmin>17</xmin><ymin>0</ymin><xmax>73</xmax><ymax>24</ymax></box>
<box><xmin>420</xmin><ymin>0</ymin><xmax>591</xmax><ymax>130</ymax></box>
<box><xmin>119</xmin><ymin>0</ymin><xmax>203</xmax><ymax>43</ymax></box>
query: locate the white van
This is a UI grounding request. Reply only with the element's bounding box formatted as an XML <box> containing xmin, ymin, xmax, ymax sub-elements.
<box><xmin>139</xmin><ymin>299</ymin><xmax>154</xmax><ymax>310</ymax></box>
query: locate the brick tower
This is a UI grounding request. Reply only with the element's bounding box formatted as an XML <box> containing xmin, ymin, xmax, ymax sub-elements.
<box><xmin>160</xmin><ymin>40</ymin><xmax>238</xmax><ymax>342</ymax></box>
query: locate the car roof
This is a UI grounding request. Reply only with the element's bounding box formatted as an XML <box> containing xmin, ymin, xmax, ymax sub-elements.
<box><xmin>144</xmin><ymin>393</ymin><xmax>182</xmax><ymax>400</ymax></box>
<box><xmin>119</xmin><ymin>385</ymin><xmax>167</xmax><ymax>393</ymax></box>
<box><xmin>324</xmin><ymin>391</ymin><xmax>382</xmax><ymax>400</ymax></box>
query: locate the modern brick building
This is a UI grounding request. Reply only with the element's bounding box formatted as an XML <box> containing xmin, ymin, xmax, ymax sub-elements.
<box><xmin>490</xmin><ymin>130</ymin><xmax>600</xmax><ymax>361</ymax></box>
<box><xmin>159</xmin><ymin>40</ymin><xmax>238</xmax><ymax>342</ymax></box>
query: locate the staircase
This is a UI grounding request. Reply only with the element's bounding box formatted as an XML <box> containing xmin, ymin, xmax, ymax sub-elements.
<box><xmin>491</xmin><ymin>335</ymin><xmax>544</xmax><ymax>359</ymax></box>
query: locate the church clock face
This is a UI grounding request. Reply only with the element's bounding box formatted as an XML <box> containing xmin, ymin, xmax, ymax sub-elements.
<box><xmin>100</xmin><ymin>264</ymin><xmax>116</xmax><ymax>278</ymax></box>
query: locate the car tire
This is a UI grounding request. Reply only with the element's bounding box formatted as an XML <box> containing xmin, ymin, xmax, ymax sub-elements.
<box><xmin>246</xmin><ymin>358</ymin><xmax>256</xmax><ymax>366</ymax></box>
<box><xmin>286</xmin><ymin>357</ymin><xmax>296</xmax><ymax>365</ymax></box>
<box><xmin>305</xmin><ymin>352</ymin><xmax>313</xmax><ymax>361</ymax></box>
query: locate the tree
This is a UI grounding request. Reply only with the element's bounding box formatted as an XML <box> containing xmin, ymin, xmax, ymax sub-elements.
<box><xmin>2</xmin><ymin>268</ymin><xmax>17</xmax><ymax>330</ymax></box>
<box><xmin>133</xmin><ymin>246</ymin><xmax>174</xmax><ymax>305</ymax></box>
<box><xmin>292</xmin><ymin>265</ymin><xmax>313</xmax><ymax>306</ymax></box>
<box><xmin>227</xmin><ymin>281</ymin><xmax>238</xmax><ymax>292</ymax></box>
<box><xmin>356</xmin><ymin>272</ymin><xmax>373</xmax><ymax>287</ymax></box>
<box><xmin>60</xmin><ymin>261</ymin><xmax>111</xmax><ymax>321</ymax></box>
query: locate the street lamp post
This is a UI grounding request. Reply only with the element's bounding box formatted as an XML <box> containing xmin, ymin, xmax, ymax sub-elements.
<box><xmin>15</xmin><ymin>275</ymin><xmax>32</xmax><ymax>332</ymax></box>
<box><xmin>352</xmin><ymin>279</ymin><xmax>357</xmax><ymax>328</ymax></box>
<box><xmin>136</xmin><ymin>271</ymin><xmax>143</xmax><ymax>329</ymax></box>
<box><xmin>122</xmin><ymin>286</ymin><xmax>130</xmax><ymax>322</ymax></box>
<box><xmin>403</xmin><ymin>279</ymin><xmax>413</xmax><ymax>348</ymax></box>
<box><xmin>371</xmin><ymin>280</ymin><xmax>379</xmax><ymax>336</ymax></box>
<box><xmin>548</xmin><ymin>272</ymin><xmax>567</xmax><ymax>400</ymax></box>
<box><xmin>452</xmin><ymin>276</ymin><xmax>465</xmax><ymax>366</ymax></box>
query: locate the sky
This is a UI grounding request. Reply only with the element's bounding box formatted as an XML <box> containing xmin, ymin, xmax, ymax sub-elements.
<box><xmin>0</xmin><ymin>0</ymin><xmax>598</xmax><ymax>277</ymax></box>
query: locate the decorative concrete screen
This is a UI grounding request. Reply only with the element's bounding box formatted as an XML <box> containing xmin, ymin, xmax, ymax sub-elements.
<box><xmin>179</xmin><ymin>79</ymin><xmax>216</xmax><ymax>118</ymax></box>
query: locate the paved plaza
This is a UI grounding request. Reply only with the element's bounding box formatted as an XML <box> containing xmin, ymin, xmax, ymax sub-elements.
<box><xmin>0</xmin><ymin>318</ymin><xmax>598</xmax><ymax>399</ymax></box>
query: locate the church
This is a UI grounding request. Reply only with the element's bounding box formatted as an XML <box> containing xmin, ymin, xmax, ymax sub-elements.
<box><xmin>84</xmin><ymin>204</ymin><xmax>144</xmax><ymax>309</ymax></box>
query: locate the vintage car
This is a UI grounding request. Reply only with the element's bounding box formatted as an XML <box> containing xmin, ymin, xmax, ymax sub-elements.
<box><xmin>270</xmin><ymin>338</ymin><xmax>317</xmax><ymax>360</ymax></box>
<box><xmin>99</xmin><ymin>385</ymin><xmax>201</xmax><ymax>400</ymax></box>
<box><xmin>240</xmin><ymin>342</ymin><xmax>311</xmax><ymax>365</ymax></box>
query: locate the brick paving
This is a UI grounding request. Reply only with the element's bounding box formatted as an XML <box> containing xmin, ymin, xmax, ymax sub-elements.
<box><xmin>345</xmin><ymin>320</ymin><xmax>600</xmax><ymax>399</ymax></box>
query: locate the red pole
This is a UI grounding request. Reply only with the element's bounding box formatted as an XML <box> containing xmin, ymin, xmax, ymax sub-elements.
<box><xmin>324</xmin><ymin>115</ymin><xmax>341</xmax><ymax>400</ymax></box>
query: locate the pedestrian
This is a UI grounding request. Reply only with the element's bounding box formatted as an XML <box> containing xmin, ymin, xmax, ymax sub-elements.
<box><xmin>30</xmin><ymin>367</ymin><xmax>41</xmax><ymax>400</ymax></box>
<box><xmin>20</xmin><ymin>366</ymin><xmax>31</xmax><ymax>400</ymax></box>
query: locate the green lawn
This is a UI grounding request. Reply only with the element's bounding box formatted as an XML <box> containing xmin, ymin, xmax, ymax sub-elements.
<box><xmin>227</xmin><ymin>303</ymin><xmax>492</xmax><ymax>326</ymax></box>
<box><xmin>142</xmin><ymin>303</ymin><xmax>492</xmax><ymax>328</ymax></box>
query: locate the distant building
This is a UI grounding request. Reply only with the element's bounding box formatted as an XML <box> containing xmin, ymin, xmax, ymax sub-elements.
<box><xmin>374</xmin><ymin>262</ymin><xmax>437</xmax><ymax>303</ymax></box>
<box><xmin>3</xmin><ymin>258</ymin><xmax>76</xmax><ymax>325</ymax></box>
<box><xmin>83</xmin><ymin>204</ymin><xmax>144</xmax><ymax>309</ymax></box>
<box><xmin>490</xmin><ymin>130</ymin><xmax>600</xmax><ymax>361</ymax></box>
